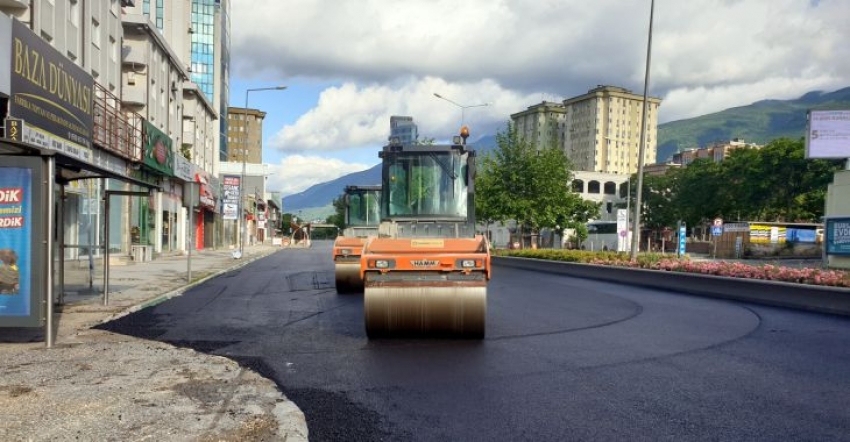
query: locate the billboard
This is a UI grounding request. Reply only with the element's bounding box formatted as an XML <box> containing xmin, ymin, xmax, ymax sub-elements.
<box><xmin>0</xmin><ymin>156</ymin><xmax>46</xmax><ymax>327</ymax></box>
<box><xmin>805</xmin><ymin>110</ymin><xmax>850</xmax><ymax>159</ymax></box>
<box><xmin>222</xmin><ymin>175</ymin><xmax>240</xmax><ymax>220</ymax></box>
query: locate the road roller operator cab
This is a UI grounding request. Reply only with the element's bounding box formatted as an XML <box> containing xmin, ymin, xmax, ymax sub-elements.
<box><xmin>360</xmin><ymin>127</ymin><xmax>491</xmax><ymax>338</ymax></box>
<box><xmin>333</xmin><ymin>185</ymin><xmax>381</xmax><ymax>293</ymax></box>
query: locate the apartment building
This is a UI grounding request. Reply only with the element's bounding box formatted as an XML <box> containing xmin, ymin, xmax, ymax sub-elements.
<box><xmin>226</xmin><ymin>107</ymin><xmax>265</xmax><ymax>164</ymax></box>
<box><xmin>563</xmin><ymin>85</ymin><xmax>661</xmax><ymax>175</ymax></box>
<box><xmin>510</xmin><ymin>101</ymin><xmax>566</xmax><ymax>150</ymax></box>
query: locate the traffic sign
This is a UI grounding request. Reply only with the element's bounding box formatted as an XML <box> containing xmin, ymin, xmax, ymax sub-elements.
<box><xmin>711</xmin><ymin>226</ymin><xmax>723</xmax><ymax>236</ymax></box>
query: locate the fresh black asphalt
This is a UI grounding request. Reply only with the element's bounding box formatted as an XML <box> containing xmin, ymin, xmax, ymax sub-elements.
<box><xmin>99</xmin><ymin>241</ymin><xmax>850</xmax><ymax>441</ymax></box>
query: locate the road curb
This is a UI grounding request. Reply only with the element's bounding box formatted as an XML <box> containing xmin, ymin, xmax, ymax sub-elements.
<box><xmin>492</xmin><ymin>256</ymin><xmax>850</xmax><ymax>316</ymax></box>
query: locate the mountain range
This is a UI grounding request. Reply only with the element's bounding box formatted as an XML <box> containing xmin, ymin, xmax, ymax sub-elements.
<box><xmin>283</xmin><ymin>87</ymin><xmax>850</xmax><ymax>218</ymax></box>
<box><xmin>281</xmin><ymin>135</ymin><xmax>498</xmax><ymax>220</ymax></box>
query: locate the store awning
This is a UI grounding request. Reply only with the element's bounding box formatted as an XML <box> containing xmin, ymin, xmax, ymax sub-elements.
<box><xmin>0</xmin><ymin>139</ymin><xmax>160</xmax><ymax>190</ymax></box>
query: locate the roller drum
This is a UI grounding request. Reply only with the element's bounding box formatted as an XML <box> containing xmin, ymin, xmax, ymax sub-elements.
<box><xmin>364</xmin><ymin>284</ymin><xmax>486</xmax><ymax>338</ymax></box>
<box><xmin>335</xmin><ymin>263</ymin><xmax>363</xmax><ymax>293</ymax></box>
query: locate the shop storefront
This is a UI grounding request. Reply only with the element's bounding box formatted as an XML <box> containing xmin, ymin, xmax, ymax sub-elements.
<box><xmin>140</xmin><ymin>121</ymin><xmax>178</xmax><ymax>255</ymax></box>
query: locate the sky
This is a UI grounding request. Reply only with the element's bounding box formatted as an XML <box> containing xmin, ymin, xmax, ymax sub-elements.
<box><xmin>229</xmin><ymin>0</ymin><xmax>850</xmax><ymax>197</ymax></box>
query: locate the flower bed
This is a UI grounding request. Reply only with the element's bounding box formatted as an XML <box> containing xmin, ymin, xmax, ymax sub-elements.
<box><xmin>494</xmin><ymin>249</ymin><xmax>850</xmax><ymax>288</ymax></box>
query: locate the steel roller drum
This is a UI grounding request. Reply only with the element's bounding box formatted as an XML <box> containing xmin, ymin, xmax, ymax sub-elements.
<box><xmin>364</xmin><ymin>284</ymin><xmax>486</xmax><ymax>338</ymax></box>
<box><xmin>335</xmin><ymin>263</ymin><xmax>363</xmax><ymax>293</ymax></box>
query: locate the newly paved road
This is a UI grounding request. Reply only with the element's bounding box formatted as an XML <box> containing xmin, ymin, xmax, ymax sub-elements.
<box><xmin>100</xmin><ymin>241</ymin><xmax>850</xmax><ymax>441</ymax></box>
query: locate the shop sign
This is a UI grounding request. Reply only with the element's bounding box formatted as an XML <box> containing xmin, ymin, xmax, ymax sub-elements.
<box><xmin>194</xmin><ymin>169</ymin><xmax>215</xmax><ymax>210</ymax></box>
<box><xmin>142</xmin><ymin>120</ymin><xmax>174</xmax><ymax>176</ymax></box>
<box><xmin>221</xmin><ymin>175</ymin><xmax>240</xmax><ymax>220</ymax></box>
<box><xmin>0</xmin><ymin>157</ymin><xmax>46</xmax><ymax>328</ymax></box>
<box><xmin>173</xmin><ymin>154</ymin><xmax>194</xmax><ymax>182</ymax></box>
<box><xmin>9</xmin><ymin>20</ymin><xmax>93</xmax><ymax>152</ymax></box>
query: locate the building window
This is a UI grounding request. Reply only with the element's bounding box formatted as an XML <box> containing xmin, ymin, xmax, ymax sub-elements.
<box><xmin>69</xmin><ymin>0</ymin><xmax>79</xmax><ymax>26</ymax></box>
<box><xmin>109</xmin><ymin>36</ymin><xmax>117</xmax><ymax>62</ymax></box>
<box><xmin>92</xmin><ymin>19</ymin><xmax>101</xmax><ymax>48</ymax></box>
<box><xmin>571</xmin><ymin>180</ymin><xmax>584</xmax><ymax>193</ymax></box>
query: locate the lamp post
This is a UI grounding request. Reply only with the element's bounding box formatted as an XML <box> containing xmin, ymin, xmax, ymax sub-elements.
<box><xmin>630</xmin><ymin>0</ymin><xmax>655</xmax><ymax>261</ymax></box>
<box><xmin>238</xmin><ymin>85</ymin><xmax>286</xmax><ymax>257</ymax></box>
<box><xmin>433</xmin><ymin>93</ymin><xmax>489</xmax><ymax>126</ymax></box>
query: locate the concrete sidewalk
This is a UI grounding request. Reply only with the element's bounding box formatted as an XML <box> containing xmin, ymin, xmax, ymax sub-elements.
<box><xmin>0</xmin><ymin>244</ymin><xmax>308</xmax><ymax>442</ymax></box>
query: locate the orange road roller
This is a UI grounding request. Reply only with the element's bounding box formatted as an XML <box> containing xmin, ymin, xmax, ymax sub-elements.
<box><xmin>360</xmin><ymin>128</ymin><xmax>491</xmax><ymax>338</ymax></box>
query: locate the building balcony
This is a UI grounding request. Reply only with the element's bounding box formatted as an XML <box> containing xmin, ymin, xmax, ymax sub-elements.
<box><xmin>122</xmin><ymin>45</ymin><xmax>147</xmax><ymax>67</ymax></box>
<box><xmin>0</xmin><ymin>0</ymin><xmax>28</xmax><ymax>8</ymax></box>
<box><xmin>122</xmin><ymin>84</ymin><xmax>146</xmax><ymax>107</ymax></box>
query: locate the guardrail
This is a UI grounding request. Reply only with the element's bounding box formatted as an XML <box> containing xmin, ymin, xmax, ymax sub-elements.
<box><xmin>492</xmin><ymin>256</ymin><xmax>850</xmax><ymax>317</ymax></box>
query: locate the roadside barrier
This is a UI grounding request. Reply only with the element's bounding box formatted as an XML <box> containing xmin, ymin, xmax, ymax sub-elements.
<box><xmin>493</xmin><ymin>256</ymin><xmax>850</xmax><ymax>317</ymax></box>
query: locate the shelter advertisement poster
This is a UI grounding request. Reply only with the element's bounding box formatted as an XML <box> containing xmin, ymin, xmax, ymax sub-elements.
<box><xmin>0</xmin><ymin>167</ymin><xmax>33</xmax><ymax>322</ymax></box>
<box><xmin>825</xmin><ymin>217</ymin><xmax>850</xmax><ymax>256</ymax></box>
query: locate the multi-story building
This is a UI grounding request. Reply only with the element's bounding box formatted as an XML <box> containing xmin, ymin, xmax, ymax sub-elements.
<box><xmin>563</xmin><ymin>85</ymin><xmax>661</xmax><ymax>175</ymax></box>
<box><xmin>390</xmin><ymin>116</ymin><xmax>418</xmax><ymax>144</ymax></box>
<box><xmin>226</xmin><ymin>107</ymin><xmax>265</xmax><ymax>164</ymax></box>
<box><xmin>0</xmin><ymin>1</ymin><xmax>176</xmax><ymax>305</ymax></box>
<box><xmin>222</xmin><ymin>106</ymin><xmax>268</xmax><ymax>246</ymax></box>
<box><xmin>671</xmin><ymin>138</ymin><xmax>761</xmax><ymax>166</ymax></box>
<box><xmin>123</xmin><ymin>0</ymin><xmax>227</xmax><ymax>251</ymax></box>
<box><xmin>510</xmin><ymin>101</ymin><xmax>566</xmax><ymax>150</ymax></box>
<box><xmin>570</xmin><ymin>171</ymin><xmax>629</xmax><ymax>222</ymax></box>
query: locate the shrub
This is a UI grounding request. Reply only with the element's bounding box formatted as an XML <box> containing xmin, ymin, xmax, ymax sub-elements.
<box><xmin>495</xmin><ymin>250</ymin><xmax>850</xmax><ymax>288</ymax></box>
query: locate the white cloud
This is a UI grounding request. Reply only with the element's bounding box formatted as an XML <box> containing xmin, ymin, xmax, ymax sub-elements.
<box><xmin>235</xmin><ymin>0</ymin><xmax>850</xmax><ymax>145</ymax></box>
<box><xmin>267</xmin><ymin>155</ymin><xmax>371</xmax><ymax>196</ymax></box>
<box><xmin>268</xmin><ymin>77</ymin><xmax>540</xmax><ymax>152</ymax></box>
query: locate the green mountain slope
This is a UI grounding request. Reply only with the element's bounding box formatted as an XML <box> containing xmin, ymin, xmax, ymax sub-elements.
<box><xmin>656</xmin><ymin>86</ymin><xmax>850</xmax><ymax>162</ymax></box>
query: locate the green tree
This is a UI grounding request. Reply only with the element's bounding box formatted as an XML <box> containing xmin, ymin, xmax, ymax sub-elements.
<box><xmin>746</xmin><ymin>138</ymin><xmax>842</xmax><ymax>222</ymax></box>
<box><xmin>658</xmin><ymin>137</ymin><xmax>842</xmax><ymax>232</ymax></box>
<box><xmin>326</xmin><ymin>195</ymin><xmax>345</xmax><ymax>230</ymax></box>
<box><xmin>475</xmin><ymin>123</ymin><xmax>599</xmax><ymax>246</ymax></box>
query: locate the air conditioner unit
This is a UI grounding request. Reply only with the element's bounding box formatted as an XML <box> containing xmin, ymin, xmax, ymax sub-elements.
<box><xmin>188</xmin><ymin>26</ymin><xmax>194</xmax><ymax>34</ymax></box>
<box><xmin>128</xmin><ymin>72</ymin><xmax>136</xmax><ymax>85</ymax></box>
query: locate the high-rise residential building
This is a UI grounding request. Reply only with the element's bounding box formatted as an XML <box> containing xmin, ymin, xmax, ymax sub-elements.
<box><xmin>390</xmin><ymin>116</ymin><xmax>418</xmax><ymax>144</ymax></box>
<box><xmin>563</xmin><ymin>85</ymin><xmax>662</xmax><ymax>174</ymax></box>
<box><xmin>226</xmin><ymin>107</ymin><xmax>266</xmax><ymax>164</ymax></box>
<box><xmin>510</xmin><ymin>101</ymin><xmax>567</xmax><ymax>150</ymax></box>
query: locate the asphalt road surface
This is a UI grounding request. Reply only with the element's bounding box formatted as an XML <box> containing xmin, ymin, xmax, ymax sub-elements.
<box><xmin>100</xmin><ymin>241</ymin><xmax>850</xmax><ymax>441</ymax></box>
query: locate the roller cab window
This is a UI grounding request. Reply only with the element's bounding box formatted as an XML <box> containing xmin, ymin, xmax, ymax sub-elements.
<box><xmin>384</xmin><ymin>151</ymin><xmax>469</xmax><ymax>220</ymax></box>
<box><xmin>347</xmin><ymin>190</ymin><xmax>381</xmax><ymax>226</ymax></box>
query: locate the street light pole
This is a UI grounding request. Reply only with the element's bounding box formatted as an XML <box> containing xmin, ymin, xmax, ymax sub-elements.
<box><xmin>238</xmin><ymin>85</ymin><xmax>286</xmax><ymax>257</ymax></box>
<box><xmin>630</xmin><ymin>0</ymin><xmax>655</xmax><ymax>261</ymax></box>
<box><xmin>433</xmin><ymin>93</ymin><xmax>489</xmax><ymax>126</ymax></box>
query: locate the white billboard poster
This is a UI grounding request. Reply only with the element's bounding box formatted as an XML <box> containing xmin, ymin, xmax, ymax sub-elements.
<box><xmin>806</xmin><ymin>110</ymin><xmax>850</xmax><ymax>158</ymax></box>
